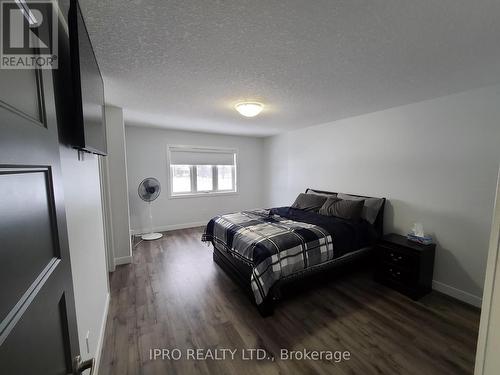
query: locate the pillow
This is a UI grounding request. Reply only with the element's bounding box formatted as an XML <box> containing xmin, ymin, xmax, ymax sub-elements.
<box><xmin>305</xmin><ymin>189</ymin><xmax>338</xmax><ymax>198</ymax></box>
<box><xmin>337</xmin><ymin>193</ymin><xmax>384</xmax><ymax>224</ymax></box>
<box><xmin>319</xmin><ymin>197</ymin><xmax>364</xmax><ymax>221</ymax></box>
<box><xmin>291</xmin><ymin>193</ymin><xmax>328</xmax><ymax>212</ymax></box>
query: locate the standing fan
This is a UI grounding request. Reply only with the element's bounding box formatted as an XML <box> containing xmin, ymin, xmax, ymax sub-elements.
<box><xmin>138</xmin><ymin>177</ymin><xmax>163</xmax><ymax>241</ymax></box>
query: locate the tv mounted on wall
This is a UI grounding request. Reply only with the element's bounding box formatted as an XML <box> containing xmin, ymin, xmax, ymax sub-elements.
<box><xmin>69</xmin><ymin>0</ymin><xmax>107</xmax><ymax>155</ymax></box>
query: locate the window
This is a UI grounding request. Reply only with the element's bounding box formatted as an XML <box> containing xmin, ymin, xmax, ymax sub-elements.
<box><xmin>168</xmin><ymin>146</ymin><xmax>237</xmax><ymax>197</ymax></box>
<box><xmin>217</xmin><ymin>165</ymin><xmax>234</xmax><ymax>191</ymax></box>
<box><xmin>171</xmin><ymin>165</ymin><xmax>191</xmax><ymax>193</ymax></box>
<box><xmin>196</xmin><ymin>165</ymin><xmax>213</xmax><ymax>191</ymax></box>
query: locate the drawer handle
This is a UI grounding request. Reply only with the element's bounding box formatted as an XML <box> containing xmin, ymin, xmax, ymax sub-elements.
<box><xmin>388</xmin><ymin>268</ymin><xmax>401</xmax><ymax>277</ymax></box>
<box><xmin>389</xmin><ymin>253</ymin><xmax>404</xmax><ymax>262</ymax></box>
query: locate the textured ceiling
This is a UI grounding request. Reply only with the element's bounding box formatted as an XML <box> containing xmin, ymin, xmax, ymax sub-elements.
<box><xmin>80</xmin><ymin>0</ymin><xmax>500</xmax><ymax>137</ymax></box>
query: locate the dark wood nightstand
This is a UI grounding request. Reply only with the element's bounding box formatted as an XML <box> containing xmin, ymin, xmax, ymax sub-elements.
<box><xmin>374</xmin><ymin>233</ymin><xmax>436</xmax><ymax>300</ymax></box>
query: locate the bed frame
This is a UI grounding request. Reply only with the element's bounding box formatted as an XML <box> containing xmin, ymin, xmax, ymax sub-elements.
<box><xmin>211</xmin><ymin>188</ymin><xmax>386</xmax><ymax>317</ymax></box>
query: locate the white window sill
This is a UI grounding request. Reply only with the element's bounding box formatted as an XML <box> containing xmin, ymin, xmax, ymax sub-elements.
<box><xmin>169</xmin><ymin>191</ymin><xmax>238</xmax><ymax>199</ymax></box>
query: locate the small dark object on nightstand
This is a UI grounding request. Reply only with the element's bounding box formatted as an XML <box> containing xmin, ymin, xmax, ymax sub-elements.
<box><xmin>374</xmin><ymin>233</ymin><xmax>436</xmax><ymax>300</ymax></box>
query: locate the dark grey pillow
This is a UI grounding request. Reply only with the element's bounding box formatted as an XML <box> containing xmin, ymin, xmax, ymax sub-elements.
<box><xmin>337</xmin><ymin>193</ymin><xmax>384</xmax><ymax>224</ymax></box>
<box><xmin>291</xmin><ymin>193</ymin><xmax>327</xmax><ymax>212</ymax></box>
<box><xmin>319</xmin><ymin>197</ymin><xmax>365</xmax><ymax>220</ymax></box>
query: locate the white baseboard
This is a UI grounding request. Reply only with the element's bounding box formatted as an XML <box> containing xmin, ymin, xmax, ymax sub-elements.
<box><xmin>130</xmin><ymin>221</ymin><xmax>207</xmax><ymax>235</ymax></box>
<box><xmin>114</xmin><ymin>255</ymin><xmax>132</xmax><ymax>265</ymax></box>
<box><xmin>432</xmin><ymin>280</ymin><xmax>482</xmax><ymax>307</ymax></box>
<box><xmin>94</xmin><ymin>292</ymin><xmax>110</xmax><ymax>375</ymax></box>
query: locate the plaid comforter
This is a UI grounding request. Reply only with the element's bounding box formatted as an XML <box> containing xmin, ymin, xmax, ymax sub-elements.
<box><xmin>202</xmin><ymin>209</ymin><xmax>334</xmax><ymax>305</ymax></box>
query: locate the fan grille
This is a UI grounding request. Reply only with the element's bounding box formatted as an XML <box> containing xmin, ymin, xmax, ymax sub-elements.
<box><xmin>138</xmin><ymin>177</ymin><xmax>161</xmax><ymax>202</ymax></box>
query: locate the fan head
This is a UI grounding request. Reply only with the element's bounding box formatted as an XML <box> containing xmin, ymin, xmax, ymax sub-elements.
<box><xmin>138</xmin><ymin>177</ymin><xmax>161</xmax><ymax>202</ymax></box>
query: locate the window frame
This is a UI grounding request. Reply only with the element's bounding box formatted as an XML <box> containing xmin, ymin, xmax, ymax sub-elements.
<box><xmin>167</xmin><ymin>145</ymin><xmax>238</xmax><ymax>198</ymax></box>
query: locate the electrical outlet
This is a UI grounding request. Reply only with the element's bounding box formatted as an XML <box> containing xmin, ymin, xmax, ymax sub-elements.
<box><xmin>85</xmin><ymin>331</ymin><xmax>90</xmax><ymax>354</ymax></box>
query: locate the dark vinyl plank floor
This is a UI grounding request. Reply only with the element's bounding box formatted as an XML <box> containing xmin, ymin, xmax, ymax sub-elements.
<box><xmin>100</xmin><ymin>227</ymin><xmax>480</xmax><ymax>375</ymax></box>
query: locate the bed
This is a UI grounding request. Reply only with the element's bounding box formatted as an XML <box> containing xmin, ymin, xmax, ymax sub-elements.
<box><xmin>202</xmin><ymin>188</ymin><xmax>386</xmax><ymax>316</ymax></box>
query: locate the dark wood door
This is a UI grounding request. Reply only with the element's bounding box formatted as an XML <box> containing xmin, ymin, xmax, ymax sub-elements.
<box><xmin>0</xmin><ymin>1</ymin><xmax>80</xmax><ymax>374</ymax></box>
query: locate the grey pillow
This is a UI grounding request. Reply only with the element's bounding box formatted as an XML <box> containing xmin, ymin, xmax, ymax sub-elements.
<box><xmin>291</xmin><ymin>193</ymin><xmax>328</xmax><ymax>212</ymax></box>
<box><xmin>306</xmin><ymin>190</ymin><xmax>338</xmax><ymax>198</ymax></box>
<box><xmin>319</xmin><ymin>197</ymin><xmax>364</xmax><ymax>220</ymax></box>
<box><xmin>337</xmin><ymin>193</ymin><xmax>384</xmax><ymax>224</ymax></box>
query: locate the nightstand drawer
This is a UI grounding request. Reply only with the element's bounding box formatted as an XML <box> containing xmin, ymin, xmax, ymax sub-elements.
<box><xmin>378</xmin><ymin>245</ymin><xmax>417</xmax><ymax>268</ymax></box>
<box><xmin>377</xmin><ymin>263</ymin><xmax>417</xmax><ymax>284</ymax></box>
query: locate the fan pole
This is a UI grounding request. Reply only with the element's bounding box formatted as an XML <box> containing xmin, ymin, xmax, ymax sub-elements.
<box><xmin>148</xmin><ymin>201</ymin><xmax>153</xmax><ymax>234</ymax></box>
<box><xmin>141</xmin><ymin>200</ymin><xmax>163</xmax><ymax>241</ymax></box>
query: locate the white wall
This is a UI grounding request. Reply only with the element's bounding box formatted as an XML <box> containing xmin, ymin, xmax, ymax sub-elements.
<box><xmin>59</xmin><ymin>146</ymin><xmax>109</xmax><ymax>372</ymax></box>
<box><xmin>263</xmin><ymin>85</ymin><xmax>500</xmax><ymax>306</ymax></box>
<box><xmin>104</xmin><ymin>106</ymin><xmax>132</xmax><ymax>265</ymax></box>
<box><xmin>125</xmin><ymin>126</ymin><xmax>265</xmax><ymax>232</ymax></box>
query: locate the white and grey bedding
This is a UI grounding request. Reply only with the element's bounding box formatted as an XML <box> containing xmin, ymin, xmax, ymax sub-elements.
<box><xmin>202</xmin><ymin>206</ymin><xmax>378</xmax><ymax>305</ymax></box>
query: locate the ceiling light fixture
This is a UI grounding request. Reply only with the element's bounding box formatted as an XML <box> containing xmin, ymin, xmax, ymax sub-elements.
<box><xmin>235</xmin><ymin>102</ymin><xmax>264</xmax><ymax>118</ymax></box>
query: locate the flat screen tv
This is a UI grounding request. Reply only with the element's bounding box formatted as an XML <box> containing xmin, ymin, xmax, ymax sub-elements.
<box><xmin>69</xmin><ymin>0</ymin><xmax>107</xmax><ymax>155</ymax></box>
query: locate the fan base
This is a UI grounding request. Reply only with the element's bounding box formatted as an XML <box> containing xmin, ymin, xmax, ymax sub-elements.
<box><xmin>141</xmin><ymin>233</ymin><xmax>163</xmax><ymax>241</ymax></box>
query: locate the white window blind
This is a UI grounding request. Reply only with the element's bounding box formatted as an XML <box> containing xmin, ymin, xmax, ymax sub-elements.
<box><xmin>169</xmin><ymin>147</ymin><xmax>235</xmax><ymax>166</ymax></box>
<box><xmin>168</xmin><ymin>146</ymin><xmax>237</xmax><ymax>197</ymax></box>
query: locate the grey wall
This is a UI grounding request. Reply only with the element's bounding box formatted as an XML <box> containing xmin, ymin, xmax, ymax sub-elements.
<box><xmin>263</xmin><ymin>85</ymin><xmax>500</xmax><ymax>306</ymax></box>
<box><xmin>59</xmin><ymin>146</ymin><xmax>109</xmax><ymax>371</ymax></box>
<box><xmin>125</xmin><ymin>126</ymin><xmax>265</xmax><ymax>232</ymax></box>
<box><xmin>104</xmin><ymin>106</ymin><xmax>132</xmax><ymax>265</ymax></box>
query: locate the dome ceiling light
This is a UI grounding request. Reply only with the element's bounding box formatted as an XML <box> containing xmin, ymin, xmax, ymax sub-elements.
<box><xmin>234</xmin><ymin>102</ymin><xmax>264</xmax><ymax>118</ymax></box>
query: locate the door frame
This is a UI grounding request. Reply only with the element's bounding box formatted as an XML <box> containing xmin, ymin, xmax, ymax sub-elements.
<box><xmin>475</xmin><ymin>165</ymin><xmax>500</xmax><ymax>374</ymax></box>
<box><xmin>98</xmin><ymin>154</ymin><xmax>115</xmax><ymax>272</ymax></box>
